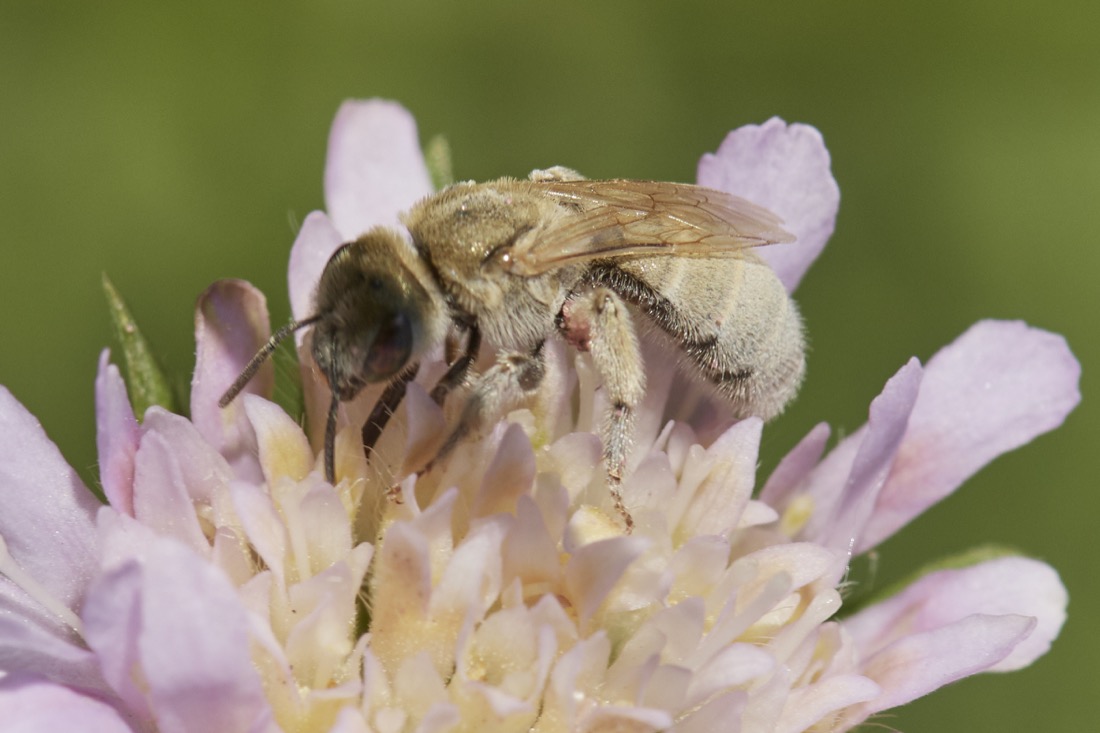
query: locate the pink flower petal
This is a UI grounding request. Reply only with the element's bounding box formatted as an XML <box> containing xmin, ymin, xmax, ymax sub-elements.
<box><xmin>323</xmin><ymin>98</ymin><xmax>433</xmax><ymax>241</ymax></box>
<box><xmin>191</xmin><ymin>279</ymin><xmax>273</xmax><ymax>484</ymax></box>
<box><xmin>0</xmin><ymin>612</ymin><xmax>105</xmax><ymax>694</ymax></box>
<box><xmin>502</xmin><ymin>496</ymin><xmax>560</xmax><ymax>588</ymax></box>
<box><xmin>85</xmin><ymin>538</ymin><xmax>273</xmax><ymax>732</ymax></box>
<box><xmin>679</xmin><ymin>418</ymin><xmax>762</xmax><ymax>537</ymax></box>
<box><xmin>95</xmin><ymin>503</ymin><xmax>161</xmax><ymax>571</ymax></box>
<box><xmin>131</xmin><ymin>429</ymin><xmax>210</xmax><ymax>556</ymax></box>
<box><xmin>474</xmin><ymin>423</ymin><xmax>536</xmax><ymax>518</ymax></box>
<box><xmin>686</xmin><ymin>643</ymin><xmax>773</xmax><ymax>707</ymax></box>
<box><xmin>288</xmin><ymin>210</ymin><xmax>344</xmax><ymax>324</ymax></box>
<box><xmin>140</xmin><ymin>409</ymin><xmax>233</xmax><ymax>506</ymax></box>
<box><xmin>852</xmin><ymin>614</ymin><xmax>1035</xmax><ymax>718</ymax></box>
<box><xmin>670</xmin><ymin>690</ymin><xmax>746</xmax><ymax>733</ymax></box>
<box><xmin>859</xmin><ymin>320</ymin><xmax>1081</xmax><ymax>551</ymax></box>
<box><xmin>565</xmin><ymin>536</ymin><xmax>649</xmax><ymax>624</ymax></box>
<box><xmin>94</xmin><ymin>350</ymin><xmax>139</xmax><ymax>516</ymax></box>
<box><xmin>331</xmin><ymin>706</ymin><xmax>371</xmax><ymax>733</ymax></box>
<box><xmin>844</xmin><ymin>556</ymin><xmax>1066</xmax><ymax>672</ymax></box>
<box><xmin>81</xmin><ymin>561</ymin><xmax>153</xmax><ymax>727</ymax></box>
<box><xmin>775</xmin><ymin>674</ymin><xmax>879</xmax><ymax>733</ymax></box>
<box><xmin>0</xmin><ymin>676</ymin><xmax>131</xmax><ymax>732</ymax></box>
<box><xmin>0</xmin><ymin>388</ymin><xmax>100</xmax><ymax>610</ymax></box>
<box><xmin>826</xmin><ymin>359</ymin><xmax>922</xmax><ymax>555</ymax></box>
<box><xmin>759</xmin><ymin>422</ymin><xmax>829</xmax><ymax>511</ymax></box>
<box><xmin>696</xmin><ymin>118</ymin><xmax>839</xmax><ymax>292</ymax></box>
<box><xmin>802</xmin><ymin>359</ymin><xmax>922</xmax><ymax>556</ymax></box>
<box><xmin>243</xmin><ymin>394</ymin><xmax>314</xmax><ymax>485</ymax></box>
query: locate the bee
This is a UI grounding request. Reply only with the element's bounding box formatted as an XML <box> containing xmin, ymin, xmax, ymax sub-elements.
<box><xmin>220</xmin><ymin>167</ymin><xmax>804</xmax><ymax>531</ymax></box>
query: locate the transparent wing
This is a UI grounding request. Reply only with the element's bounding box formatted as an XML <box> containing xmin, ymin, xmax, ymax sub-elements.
<box><xmin>502</xmin><ymin>179</ymin><xmax>794</xmax><ymax>276</ymax></box>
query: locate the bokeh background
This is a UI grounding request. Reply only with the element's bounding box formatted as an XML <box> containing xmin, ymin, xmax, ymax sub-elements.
<box><xmin>1</xmin><ymin>2</ymin><xmax>1095</xmax><ymax>729</ymax></box>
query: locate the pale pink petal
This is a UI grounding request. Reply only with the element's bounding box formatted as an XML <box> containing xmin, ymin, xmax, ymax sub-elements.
<box><xmin>229</xmin><ymin>481</ymin><xmax>288</xmax><ymax>584</ymax></box>
<box><xmin>802</xmin><ymin>359</ymin><xmax>922</xmax><ymax>557</ymax></box>
<box><xmin>81</xmin><ymin>562</ymin><xmax>153</xmax><ymax>727</ymax></box>
<box><xmin>859</xmin><ymin>320</ymin><xmax>1081</xmax><ymax>551</ymax></box>
<box><xmin>433</xmin><ymin>520</ymin><xmax>506</xmax><ymax>618</ymax></box>
<box><xmin>139</xmin><ymin>409</ymin><xmax>233</xmax><ymax>505</ymax></box>
<box><xmin>191</xmin><ymin>279</ymin><xmax>273</xmax><ymax>484</ymax></box>
<box><xmin>579</xmin><ymin>705</ymin><xmax>672</xmax><ymax>732</ymax></box>
<box><xmin>565</xmin><ymin>536</ymin><xmax>649</xmax><ymax>624</ymax></box>
<box><xmin>0</xmin><ymin>676</ymin><xmax>131</xmax><ymax>732</ymax></box>
<box><xmin>95</xmin><ymin>504</ymin><xmax>161</xmax><ymax>571</ymax></box>
<box><xmin>130</xmin><ymin>429</ymin><xmax>211</xmax><ymax>557</ymax></box>
<box><xmin>287</xmin><ymin>210</ymin><xmax>344</xmax><ymax>324</ymax></box>
<box><xmin>242</xmin><ymin>394</ymin><xmax>314</xmax><ymax>485</ymax></box>
<box><xmin>0</xmin><ymin>388</ymin><xmax>100</xmax><ymax>609</ymax></box>
<box><xmin>852</xmin><ymin>614</ymin><xmax>1035</xmax><ymax>718</ymax></box>
<box><xmin>94</xmin><ymin>350</ymin><xmax>139</xmax><ymax>516</ymax></box>
<box><xmin>474</xmin><ymin>423</ymin><xmax>536</xmax><ymax>518</ymax></box>
<box><xmin>759</xmin><ymin>422</ymin><xmax>829</xmax><ymax>510</ymax></box>
<box><xmin>775</xmin><ymin>674</ymin><xmax>879</xmax><ymax>733</ymax></box>
<box><xmin>844</xmin><ymin>556</ymin><xmax>1066</xmax><ymax>672</ymax></box>
<box><xmin>129</xmin><ymin>411</ymin><xmax>222</xmax><ymax>554</ymax></box>
<box><xmin>788</xmin><ymin>424</ymin><xmax>862</xmax><ymax>541</ymax></box>
<box><xmin>285</xmin><ymin>546</ymin><xmax>372</xmax><ymax>689</ymax></box>
<box><xmin>90</xmin><ymin>539</ymin><xmax>273</xmax><ymax>732</ymax></box>
<box><xmin>669</xmin><ymin>690</ymin><xmax>746</xmax><ymax>733</ymax></box>
<box><xmin>330</xmin><ymin>706</ymin><xmax>371</xmax><ymax>733</ymax></box>
<box><xmin>696</xmin><ymin>118</ymin><xmax>839</xmax><ymax>292</ymax></box>
<box><xmin>685</xmin><ymin>643</ymin><xmax>773</xmax><ymax>707</ymax></box>
<box><xmin>0</xmin><ymin>613</ymin><xmax>105</xmax><ymax>694</ymax></box>
<box><xmin>501</xmin><ymin>496</ymin><xmax>560</xmax><ymax>587</ymax></box>
<box><xmin>679</xmin><ymin>418</ymin><xmax>761</xmax><ymax>537</ymax></box>
<box><xmin>825</xmin><ymin>359</ymin><xmax>922</xmax><ymax>555</ymax></box>
<box><xmin>323</xmin><ymin>99</ymin><xmax>433</xmax><ymax>240</ymax></box>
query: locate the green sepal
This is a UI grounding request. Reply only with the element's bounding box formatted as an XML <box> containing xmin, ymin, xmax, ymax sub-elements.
<box><xmin>838</xmin><ymin>544</ymin><xmax>1023</xmax><ymax>618</ymax></box>
<box><xmin>424</xmin><ymin>134</ymin><xmax>454</xmax><ymax>190</ymax></box>
<box><xmin>102</xmin><ymin>273</ymin><xmax>179</xmax><ymax>417</ymax></box>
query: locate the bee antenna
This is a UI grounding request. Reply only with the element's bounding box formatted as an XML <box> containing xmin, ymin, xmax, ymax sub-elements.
<box><xmin>218</xmin><ymin>315</ymin><xmax>321</xmax><ymax>408</ymax></box>
<box><xmin>324</xmin><ymin>387</ymin><xmax>340</xmax><ymax>485</ymax></box>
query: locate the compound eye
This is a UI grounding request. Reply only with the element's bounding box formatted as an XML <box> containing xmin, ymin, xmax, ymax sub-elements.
<box><xmin>364</xmin><ymin>311</ymin><xmax>412</xmax><ymax>380</ymax></box>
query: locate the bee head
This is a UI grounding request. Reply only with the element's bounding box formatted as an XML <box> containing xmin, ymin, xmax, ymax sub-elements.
<box><xmin>219</xmin><ymin>227</ymin><xmax>442</xmax><ymax>486</ymax></box>
<box><xmin>309</xmin><ymin>231</ymin><xmax>430</xmax><ymax>401</ymax></box>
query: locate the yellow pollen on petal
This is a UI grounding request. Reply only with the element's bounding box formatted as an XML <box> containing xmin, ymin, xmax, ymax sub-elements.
<box><xmin>260</xmin><ymin>426</ymin><xmax>313</xmax><ymax>484</ymax></box>
<box><xmin>780</xmin><ymin>493</ymin><xmax>815</xmax><ymax>536</ymax></box>
<box><xmin>565</xmin><ymin>505</ymin><xmax>623</xmax><ymax>546</ymax></box>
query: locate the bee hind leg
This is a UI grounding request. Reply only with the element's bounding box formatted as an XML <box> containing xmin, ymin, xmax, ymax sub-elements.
<box><xmin>559</xmin><ymin>288</ymin><xmax>645</xmax><ymax>533</ymax></box>
<box><xmin>528</xmin><ymin>166</ymin><xmax>586</xmax><ymax>182</ymax></box>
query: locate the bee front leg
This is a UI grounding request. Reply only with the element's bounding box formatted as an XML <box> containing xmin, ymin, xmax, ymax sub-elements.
<box><xmin>420</xmin><ymin>341</ymin><xmax>546</xmax><ymax>474</ymax></box>
<box><xmin>430</xmin><ymin>324</ymin><xmax>481</xmax><ymax>404</ymax></box>
<box><xmin>361</xmin><ymin>364</ymin><xmax>419</xmax><ymax>458</ymax></box>
<box><xmin>559</xmin><ymin>288</ymin><xmax>644</xmax><ymax>533</ymax></box>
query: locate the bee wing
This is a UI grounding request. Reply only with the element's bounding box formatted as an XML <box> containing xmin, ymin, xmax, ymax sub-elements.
<box><xmin>502</xmin><ymin>180</ymin><xmax>794</xmax><ymax>276</ymax></box>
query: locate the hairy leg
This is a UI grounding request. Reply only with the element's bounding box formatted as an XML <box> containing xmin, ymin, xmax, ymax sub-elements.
<box><xmin>559</xmin><ymin>287</ymin><xmax>645</xmax><ymax>532</ymax></box>
<box><xmin>420</xmin><ymin>341</ymin><xmax>546</xmax><ymax>474</ymax></box>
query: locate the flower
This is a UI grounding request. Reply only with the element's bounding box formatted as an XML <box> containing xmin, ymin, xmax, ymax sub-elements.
<box><xmin>0</xmin><ymin>100</ymin><xmax>1079</xmax><ymax>733</ymax></box>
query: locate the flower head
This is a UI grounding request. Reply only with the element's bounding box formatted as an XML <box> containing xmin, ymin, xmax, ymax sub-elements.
<box><xmin>0</xmin><ymin>100</ymin><xmax>1078</xmax><ymax>732</ymax></box>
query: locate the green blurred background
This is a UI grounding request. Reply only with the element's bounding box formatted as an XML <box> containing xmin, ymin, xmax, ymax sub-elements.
<box><xmin>1</xmin><ymin>1</ymin><xmax>1095</xmax><ymax>729</ymax></box>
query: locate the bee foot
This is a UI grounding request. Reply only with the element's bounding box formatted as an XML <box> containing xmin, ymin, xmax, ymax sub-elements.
<box><xmin>607</xmin><ymin>475</ymin><xmax>634</xmax><ymax>535</ymax></box>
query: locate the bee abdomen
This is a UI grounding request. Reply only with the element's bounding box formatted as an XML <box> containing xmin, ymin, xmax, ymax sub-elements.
<box><xmin>592</xmin><ymin>258</ymin><xmax>805</xmax><ymax>421</ymax></box>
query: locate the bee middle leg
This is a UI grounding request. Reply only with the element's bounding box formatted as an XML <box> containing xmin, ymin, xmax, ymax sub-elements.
<box><xmin>420</xmin><ymin>341</ymin><xmax>546</xmax><ymax>474</ymax></box>
<box><xmin>559</xmin><ymin>288</ymin><xmax>644</xmax><ymax>533</ymax></box>
<box><xmin>429</xmin><ymin>324</ymin><xmax>481</xmax><ymax>404</ymax></box>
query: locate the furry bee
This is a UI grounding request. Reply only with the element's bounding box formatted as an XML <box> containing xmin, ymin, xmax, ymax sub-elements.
<box><xmin>221</xmin><ymin>167</ymin><xmax>804</xmax><ymax>530</ymax></box>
